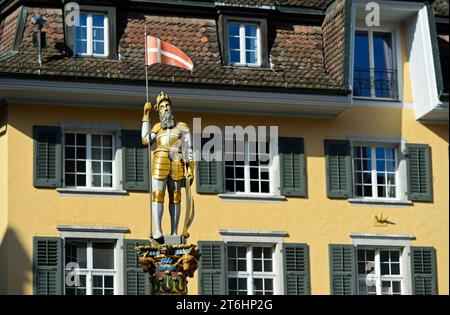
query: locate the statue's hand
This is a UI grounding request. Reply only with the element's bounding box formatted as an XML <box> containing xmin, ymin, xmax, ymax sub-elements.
<box><xmin>142</xmin><ymin>102</ymin><xmax>152</xmax><ymax>122</ymax></box>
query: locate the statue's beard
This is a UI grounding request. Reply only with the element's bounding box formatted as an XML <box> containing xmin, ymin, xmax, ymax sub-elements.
<box><xmin>160</xmin><ymin>110</ymin><xmax>176</xmax><ymax>129</ymax></box>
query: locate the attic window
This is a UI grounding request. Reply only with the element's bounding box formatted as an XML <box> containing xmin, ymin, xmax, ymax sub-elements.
<box><xmin>75</xmin><ymin>12</ymin><xmax>108</xmax><ymax>57</ymax></box>
<box><xmin>64</xmin><ymin>4</ymin><xmax>117</xmax><ymax>60</ymax></box>
<box><xmin>220</xmin><ymin>16</ymin><xmax>268</xmax><ymax>68</ymax></box>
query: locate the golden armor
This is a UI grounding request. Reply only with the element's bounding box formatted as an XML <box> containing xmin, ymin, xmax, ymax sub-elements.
<box><xmin>151</xmin><ymin>121</ymin><xmax>189</xmax><ymax>181</ymax></box>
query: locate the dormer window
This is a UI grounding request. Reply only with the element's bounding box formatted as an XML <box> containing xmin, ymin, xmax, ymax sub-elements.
<box><xmin>64</xmin><ymin>4</ymin><xmax>117</xmax><ymax>60</ymax></box>
<box><xmin>228</xmin><ymin>22</ymin><xmax>260</xmax><ymax>66</ymax></box>
<box><xmin>353</xmin><ymin>29</ymin><xmax>398</xmax><ymax>100</ymax></box>
<box><xmin>75</xmin><ymin>12</ymin><xmax>108</xmax><ymax>57</ymax></box>
<box><xmin>220</xmin><ymin>16</ymin><xmax>268</xmax><ymax>68</ymax></box>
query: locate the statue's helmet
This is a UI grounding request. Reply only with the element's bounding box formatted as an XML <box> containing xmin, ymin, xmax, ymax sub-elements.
<box><xmin>155</xmin><ymin>91</ymin><xmax>171</xmax><ymax>111</ymax></box>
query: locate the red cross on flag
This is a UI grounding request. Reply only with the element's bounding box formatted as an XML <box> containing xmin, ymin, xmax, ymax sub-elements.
<box><xmin>145</xmin><ymin>35</ymin><xmax>194</xmax><ymax>72</ymax></box>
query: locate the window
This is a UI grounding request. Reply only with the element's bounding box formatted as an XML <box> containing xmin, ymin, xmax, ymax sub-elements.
<box><xmin>357</xmin><ymin>248</ymin><xmax>403</xmax><ymax>295</ymax></box>
<box><xmin>228</xmin><ymin>22</ymin><xmax>260</xmax><ymax>66</ymax></box>
<box><xmin>64</xmin><ymin>240</ymin><xmax>116</xmax><ymax>295</ymax></box>
<box><xmin>75</xmin><ymin>12</ymin><xmax>108</xmax><ymax>57</ymax></box>
<box><xmin>352</xmin><ymin>145</ymin><xmax>398</xmax><ymax>199</ymax></box>
<box><xmin>353</xmin><ymin>29</ymin><xmax>398</xmax><ymax>99</ymax></box>
<box><xmin>64</xmin><ymin>132</ymin><xmax>115</xmax><ymax>189</ymax></box>
<box><xmin>224</xmin><ymin>138</ymin><xmax>272</xmax><ymax>194</ymax></box>
<box><xmin>227</xmin><ymin>245</ymin><xmax>275</xmax><ymax>295</ymax></box>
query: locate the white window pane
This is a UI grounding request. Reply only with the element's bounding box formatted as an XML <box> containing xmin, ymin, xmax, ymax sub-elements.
<box><xmin>228</xmin><ymin>23</ymin><xmax>240</xmax><ymax>36</ymax></box>
<box><xmin>103</xmin><ymin>162</ymin><xmax>112</xmax><ymax>174</ymax></box>
<box><xmin>237</xmin><ymin>259</ymin><xmax>246</xmax><ymax>271</ymax></box>
<box><xmin>103</xmin><ymin>135</ymin><xmax>112</xmax><ymax>147</ymax></box>
<box><xmin>254</xmin><ymin>278</ymin><xmax>263</xmax><ymax>291</ymax></box>
<box><xmin>230</xmin><ymin>50</ymin><xmax>240</xmax><ymax>63</ymax></box>
<box><xmin>245</xmin><ymin>38</ymin><xmax>257</xmax><ymax>50</ymax></box>
<box><xmin>92</xmin><ymin>174</ymin><xmax>101</xmax><ymax>187</ymax></box>
<box><xmin>376</xmin><ymin>160</ymin><xmax>385</xmax><ymax>172</ymax></box>
<box><xmin>92</xmin><ymin>161</ymin><xmax>101</xmax><ymax>174</ymax></box>
<box><xmin>229</xmin><ymin>37</ymin><xmax>240</xmax><ymax>50</ymax></box>
<box><xmin>78</xmin><ymin>12</ymin><xmax>87</xmax><ymax>26</ymax></box>
<box><xmin>65</xmin><ymin>174</ymin><xmax>75</xmax><ymax>186</ymax></box>
<box><xmin>65</xmin><ymin>160</ymin><xmax>75</xmax><ymax>173</ymax></box>
<box><xmin>75</xmin><ymin>27</ymin><xmax>87</xmax><ymax>41</ymax></box>
<box><xmin>93</xmin><ymin>275</ymin><xmax>103</xmax><ymax>288</ymax></box>
<box><xmin>77</xmin><ymin>161</ymin><xmax>86</xmax><ymax>173</ymax></box>
<box><xmin>65</xmin><ymin>241</ymin><xmax>87</xmax><ymax>268</ymax></box>
<box><xmin>103</xmin><ymin>148</ymin><xmax>112</xmax><ymax>160</ymax></box>
<box><xmin>93</xmin><ymin>242</ymin><xmax>114</xmax><ymax>269</ymax></box>
<box><xmin>264</xmin><ymin>260</ymin><xmax>272</xmax><ymax>272</ymax></box>
<box><xmin>92</xmin><ymin>135</ymin><xmax>102</xmax><ymax>146</ymax></box>
<box><xmin>76</xmin><ymin>174</ymin><xmax>86</xmax><ymax>186</ymax></box>
<box><xmin>92</xmin><ymin>148</ymin><xmax>102</xmax><ymax>160</ymax></box>
<box><xmin>103</xmin><ymin>175</ymin><xmax>112</xmax><ymax>188</ymax></box>
<box><xmin>386</xmin><ymin>148</ymin><xmax>395</xmax><ymax>160</ymax></box>
<box><xmin>75</xmin><ymin>40</ymin><xmax>87</xmax><ymax>54</ymax></box>
<box><xmin>92</xmin><ymin>14</ymin><xmax>105</xmax><ymax>27</ymax></box>
<box><xmin>381</xmin><ymin>281</ymin><xmax>392</xmax><ymax>295</ymax></box>
<box><xmin>93</xmin><ymin>28</ymin><xmax>104</xmax><ymax>41</ymax></box>
<box><xmin>93</xmin><ymin>41</ymin><xmax>105</xmax><ymax>55</ymax></box>
<box><xmin>246</xmin><ymin>51</ymin><xmax>257</xmax><ymax>64</ymax></box>
<box><xmin>353</xmin><ymin>31</ymin><xmax>370</xmax><ymax>97</ymax></box>
<box><xmin>228</xmin><ymin>259</ymin><xmax>236</xmax><ymax>271</ymax></box>
<box><xmin>253</xmin><ymin>259</ymin><xmax>262</xmax><ymax>272</ymax></box>
<box><xmin>245</xmin><ymin>24</ymin><xmax>257</xmax><ymax>37</ymax></box>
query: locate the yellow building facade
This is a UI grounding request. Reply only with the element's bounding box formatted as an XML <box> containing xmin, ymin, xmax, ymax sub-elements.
<box><xmin>0</xmin><ymin>0</ymin><xmax>448</xmax><ymax>295</ymax></box>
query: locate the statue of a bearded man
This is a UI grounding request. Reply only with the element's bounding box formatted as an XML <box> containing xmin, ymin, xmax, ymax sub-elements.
<box><xmin>141</xmin><ymin>92</ymin><xmax>194</xmax><ymax>245</ymax></box>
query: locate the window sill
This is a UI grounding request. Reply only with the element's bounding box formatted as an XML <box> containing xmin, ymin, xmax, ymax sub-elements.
<box><xmin>348</xmin><ymin>198</ymin><xmax>412</xmax><ymax>206</ymax></box>
<box><xmin>353</xmin><ymin>96</ymin><xmax>401</xmax><ymax>102</ymax></box>
<box><xmin>57</xmin><ymin>188</ymin><xmax>127</xmax><ymax>196</ymax></box>
<box><xmin>218</xmin><ymin>193</ymin><xmax>286</xmax><ymax>202</ymax></box>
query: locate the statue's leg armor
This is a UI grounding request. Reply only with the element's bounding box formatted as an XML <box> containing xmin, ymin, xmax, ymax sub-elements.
<box><xmin>152</xmin><ymin>177</ymin><xmax>167</xmax><ymax>239</ymax></box>
<box><xmin>167</xmin><ymin>177</ymin><xmax>182</xmax><ymax>236</ymax></box>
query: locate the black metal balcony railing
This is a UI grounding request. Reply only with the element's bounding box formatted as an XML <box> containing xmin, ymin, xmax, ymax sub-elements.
<box><xmin>353</xmin><ymin>68</ymin><xmax>399</xmax><ymax>99</ymax></box>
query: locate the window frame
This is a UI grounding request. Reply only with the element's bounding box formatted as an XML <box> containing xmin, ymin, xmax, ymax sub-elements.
<box><xmin>64</xmin><ymin>4</ymin><xmax>117</xmax><ymax>60</ymax></box>
<box><xmin>351</xmin><ymin>143</ymin><xmax>399</xmax><ymax>200</ymax></box>
<box><xmin>74</xmin><ymin>11</ymin><xmax>109</xmax><ymax>58</ymax></box>
<box><xmin>220</xmin><ymin>15</ymin><xmax>268</xmax><ymax>68</ymax></box>
<box><xmin>226</xmin><ymin>243</ymin><xmax>277</xmax><ymax>295</ymax></box>
<box><xmin>350</xmin><ymin>233</ymin><xmax>414</xmax><ymax>295</ymax></box>
<box><xmin>63</xmin><ymin>238</ymin><xmax>118</xmax><ymax>295</ymax></box>
<box><xmin>60</xmin><ymin>122</ymin><xmax>123</xmax><ymax>193</ymax></box>
<box><xmin>357</xmin><ymin>246</ymin><xmax>405</xmax><ymax>295</ymax></box>
<box><xmin>349</xmin><ymin>137</ymin><xmax>408</xmax><ymax>203</ymax></box>
<box><xmin>222</xmin><ymin>134</ymin><xmax>279</xmax><ymax>196</ymax></box>
<box><xmin>352</xmin><ymin>24</ymin><xmax>403</xmax><ymax>101</ymax></box>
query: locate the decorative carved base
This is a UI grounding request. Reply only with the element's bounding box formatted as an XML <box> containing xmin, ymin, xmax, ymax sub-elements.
<box><xmin>135</xmin><ymin>243</ymin><xmax>200</xmax><ymax>295</ymax></box>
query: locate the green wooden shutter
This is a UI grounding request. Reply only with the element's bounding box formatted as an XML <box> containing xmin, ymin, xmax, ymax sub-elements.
<box><xmin>406</xmin><ymin>144</ymin><xmax>433</xmax><ymax>202</ymax></box>
<box><xmin>279</xmin><ymin>137</ymin><xmax>306</xmax><ymax>197</ymax></box>
<box><xmin>33</xmin><ymin>126</ymin><xmax>62</xmax><ymax>188</ymax></box>
<box><xmin>283</xmin><ymin>243</ymin><xmax>310</xmax><ymax>295</ymax></box>
<box><xmin>411</xmin><ymin>247</ymin><xmax>437</xmax><ymax>295</ymax></box>
<box><xmin>33</xmin><ymin>237</ymin><xmax>63</xmax><ymax>295</ymax></box>
<box><xmin>198</xmin><ymin>241</ymin><xmax>226</xmax><ymax>295</ymax></box>
<box><xmin>124</xmin><ymin>239</ymin><xmax>149</xmax><ymax>295</ymax></box>
<box><xmin>325</xmin><ymin>140</ymin><xmax>352</xmax><ymax>198</ymax></box>
<box><xmin>122</xmin><ymin>130</ymin><xmax>149</xmax><ymax>191</ymax></box>
<box><xmin>329</xmin><ymin>244</ymin><xmax>357</xmax><ymax>295</ymax></box>
<box><xmin>196</xmin><ymin>136</ymin><xmax>224</xmax><ymax>194</ymax></box>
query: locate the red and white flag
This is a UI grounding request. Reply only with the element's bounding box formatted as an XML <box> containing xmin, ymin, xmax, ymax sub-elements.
<box><xmin>145</xmin><ymin>35</ymin><xmax>194</xmax><ymax>72</ymax></box>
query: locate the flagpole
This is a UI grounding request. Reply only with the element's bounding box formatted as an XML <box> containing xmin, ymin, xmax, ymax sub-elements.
<box><xmin>145</xmin><ymin>25</ymin><xmax>153</xmax><ymax>241</ymax></box>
